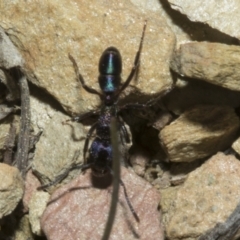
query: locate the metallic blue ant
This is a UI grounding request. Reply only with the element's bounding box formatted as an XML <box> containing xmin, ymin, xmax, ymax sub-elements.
<box><xmin>67</xmin><ymin>21</ymin><xmax>147</xmax><ymax>177</ymax></box>
<box><xmin>39</xmin><ymin>22</ymin><xmax>147</xmax><ymax>213</ymax></box>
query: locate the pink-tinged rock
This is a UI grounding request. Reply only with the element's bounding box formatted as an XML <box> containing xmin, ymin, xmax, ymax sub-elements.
<box><xmin>23</xmin><ymin>170</ymin><xmax>41</xmax><ymax>212</ymax></box>
<box><xmin>41</xmin><ymin>167</ymin><xmax>163</xmax><ymax>240</ymax></box>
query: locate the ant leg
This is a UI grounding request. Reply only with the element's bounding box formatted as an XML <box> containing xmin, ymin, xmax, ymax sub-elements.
<box><xmin>119</xmin><ymin>86</ymin><xmax>173</xmax><ymax>112</ymax></box>
<box><xmin>64</xmin><ymin>110</ymin><xmax>100</xmax><ymax>124</ymax></box>
<box><xmin>117</xmin><ymin>20</ymin><xmax>147</xmax><ymax>95</ymax></box>
<box><xmin>69</xmin><ymin>54</ymin><xmax>103</xmax><ymax>97</ymax></box>
<box><xmin>37</xmin><ymin>162</ymin><xmax>92</xmax><ymax>190</ymax></box>
<box><xmin>72</xmin><ymin>110</ymin><xmax>99</xmax><ymax>122</ymax></box>
<box><xmin>83</xmin><ymin>122</ymin><xmax>97</xmax><ymax>163</ymax></box>
<box><xmin>119</xmin><ymin>102</ymin><xmax>148</xmax><ymax>112</ymax></box>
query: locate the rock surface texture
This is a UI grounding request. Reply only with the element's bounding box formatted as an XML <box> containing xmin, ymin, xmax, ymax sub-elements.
<box><xmin>160</xmin><ymin>105</ymin><xmax>240</xmax><ymax>162</ymax></box>
<box><xmin>41</xmin><ymin>168</ymin><xmax>163</xmax><ymax>240</ymax></box>
<box><xmin>168</xmin><ymin>0</ymin><xmax>240</xmax><ymax>39</ymax></box>
<box><xmin>0</xmin><ymin>163</ymin><xmax>24</xmax><ymax>218</ymax></box>
<box><xmin>171</xmin><ymin>42</ymin><xmax>240</xmax><ymax>91</ymax></box>
<box><xmin>166</xmin><ymin>152</ymin><xmax>240</xmax><ymax>239</ymax></box>
<box><xmin>1</xmin><ymin>0</ymin><xmax>240</xmax><ymax>239</ymax></box>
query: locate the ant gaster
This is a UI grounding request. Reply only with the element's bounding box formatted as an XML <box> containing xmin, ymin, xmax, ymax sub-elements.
<box><xmin>39</xmin><ymin>21</ymin><xmax>147</xmax><ymax>220</ymax></box>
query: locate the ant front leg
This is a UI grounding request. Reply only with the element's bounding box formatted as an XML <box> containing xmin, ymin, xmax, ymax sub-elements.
<box><xmin>119</xmin><ymin>102</ymin><xmax>149</xmax><ymax>112</ymax></box>
<box><xmin>70</xmin><ymin>110</ymin><xmax>100</xmax><ymax>123</ymax></box>
<box><xmin>117</xmin><ymin>20</ymin><xmax>147</xmax><ymax>95</ymax></box>
<box><xmin>69</xmin><ymin>54</ymin><xmax>103</xmax><ymax>98</ymax></box>
<box><xmin>63</xmin><ymin>110</ymin><xmax>100</xmax><ymax>126</ymax></box>
<box><xmin>38</xmin><ymin>161</ymin><xmax>93</xmax><ymax>190</ymax></box>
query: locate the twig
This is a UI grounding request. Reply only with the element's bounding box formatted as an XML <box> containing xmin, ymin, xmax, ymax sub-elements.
<box><xmin>101</xmin><ymin>118</ymin><xmax>121</xmax><ymax>240</ymax></box>
<box><xmin>198</xmin><ymin>202</ymin><xmax>240</xmax><ymax>240</ymax></box>
<box><xmin>15</xmin><ymin>71</ymin><xmax>30</xmax><ymax>178</ymax></box>
<box><xmin>3</xmin><ymin>122</ymin><xmax>16</xmax><ymax>165</ymax></box>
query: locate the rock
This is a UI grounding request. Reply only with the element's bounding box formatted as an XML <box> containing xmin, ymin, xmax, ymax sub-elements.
<box><xmin>130</xmin><ymin>0</ymin><xmax>162</xmax><ymax>12</ymax></box>
<box><xmin>151</xmin><ymin>111</ymin><xmax>173</xmax><ymax>130</ymax></box>
<box><xmin>0</xmin><ymin>163</ymin><xmax>24</xmax><ymax>218</ymax></box>
<box><xmin>169</xmin><ymin>160</ymin><xmax>203</xmax><ymax>186</ymax></box>
<box><xmin>171</xmin><ymin>42</ymin><xmax>240</xmax><ymax>91</ymax></box>
<box><xmin>0</xmin><ymin>0</ymin><xmax>175</xmax><ymax>115</ymax></box>
<box><xmin>30</xmin><ymin>94</ymin><xmax>58</xmax><ymax>132</ymax></box>
<box><xmin>151</xmin><ymin>171</ymin><xmax>171</xmax><ymax>189</ymax></box>
<box><xmin>15</xmin><ymin>215</ymin><xmax>34</xmax><ymax>240</ymax></box>
<box><xmin>0</xmin><ymin>115</ymin><xmax>14</xmax><ymax>160</ymax></box>
<box><xmin>129</xmin><ymin>146</ymin><xmax>150</xmax><ymax>177</ymax></box>
<box><xmin>29</xmin><ymin>191</ymin><xmax>50</xmax><ymax>236</ymax></box>
<box><xmin>32</xmin><ymin>110</ymin><xmax>85</xmax><ymax>187</ymax></box>
<box><xmin>23</xmin><ymin>170</ymin><xmax>41</xmax><ymax>212</ymax></box>
<box><xmin>0</xmin><ymin>104</ymin><xmax>16</xmax><ymax>121</ymax></box>
<box><xmin>131</xmin><ymin>0</ymin><xmax>236</xmax><ymax>46</ymax></box>
<box><xmin>160</xmin><ymin>186</ymin><xmax>180</xmax><ymax>226</ymax></box>
<box><xmin>232</xmin><ymin>137</ymin><xmax>240</xmax><ymax>155</ymax></box>
<box><xmin>0</xmin><ymin>26</ymin><xmax>24</xmax><ymax>69</ymax></box>
<box><xmin>160</xmin><ymin>105</ymin><xmax>240</xmax><ymax>162</ymax></box>
<box><xmin>168</xmin><ymin>0</ymin><xmax>240</xmax><ymax>40</ymax></box>
<box><xmin>41</xmin><ymin>167</ymin><xmax>163</xmax><ymax>240</ymax></box>
<box><xmin>166</xmin><ymin>152</ymin><xmax>240</xmax><ymax>239</ymax></box>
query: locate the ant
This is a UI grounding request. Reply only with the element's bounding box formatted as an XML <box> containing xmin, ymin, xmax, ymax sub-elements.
<box><xmin>38</xmin><ymin>21</ymin><xmax>148</xmax><ymax>221</ymax></box>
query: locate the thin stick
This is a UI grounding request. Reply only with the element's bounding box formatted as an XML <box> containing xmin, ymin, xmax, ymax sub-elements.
<box><xmin>102</xmin><ymin>117</ymin><xmax>120</xmax><ymax>240</ymax></box>
<box><xmin>16</xmin><ymin>72</ymin><xmax>30</xmax><ymax>178</ymax></box>
<box><xmin>198</xmin><ymin>202</ymin><xmax>240</xmax><ymax>240</ymax></box>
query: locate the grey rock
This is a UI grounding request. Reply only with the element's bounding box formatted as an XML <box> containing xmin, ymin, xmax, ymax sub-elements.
<box><xmin>168</xmin><ymin>0</ymin><xmax>240</xmax><ymax>40</ymax></box>
<box><xmin>232</xmin><ymin>137</ymin><xmax>240</xmax><ymax>156</ymax></box>
<box><xmin>29</xmin><ymin>191</ymin><xmax>50</xmax><ymax>236</ymax></box>
<box><xmin>32</xmin><ymin>110</ymin><xmax>85</xmax><ymax>187</ymax></box>
<box><xmin>15</xmin><ymin>215</ymin><xmax>34</xmax><ymax>240</ymax></box>
<box><xmin>0</xmin><ymin>26</ymin><xmax>24</xmax><ymax>69</ymax></box>
<box><xmin>0</xmin><ymin>163</ymin><xmax>24</xmax><ymax>218</ymax></box>
<box><xmin>131</xmin><ymin>0</ymin><xmax>236</xmax><ymax>46</ymax></box>
<box><xmin>0</xmin><ymin>116</ymin><xmax>14</xmax><ymax>160</ymax></box>
<box><xmin>171</xmin><ymin>42</ymin><xmax>240</xmax><ymax>91</ymax></box>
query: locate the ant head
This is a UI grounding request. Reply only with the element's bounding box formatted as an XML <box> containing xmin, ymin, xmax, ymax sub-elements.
<box><xmin>98</xmin><ymin>47</ymin><xmax>122</xmax><ymax>95</ymax></box>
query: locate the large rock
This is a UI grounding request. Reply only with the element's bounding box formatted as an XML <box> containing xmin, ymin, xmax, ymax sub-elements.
<box><xmin>171</xmin><ymin>42</ymin><xmax>240</xmax><ymax>91</ymax></box>
<box><xmin>166</xmin><ymin>152</ymin><xmax>240</xmax><ymax>239</ymax></box>
<box><xmin>160</xmin><ymin>105</ymin><xmax>240</xmax><ymax>162</ymax></box>
<box><xmin>32</xmin><ymin>110</ymin><xmax>85</xmax><ymax>187</ymax></box>
<box><xmin>41</xmin><ymin>167</ymin><xmax>163</xmax><ymax>240</ymax></box>
<box><xmin>168</xmin><ymin>0</ymin><xmax>240</xmax><ymax>39</ymax></box>
<box><xmin>0</xmin><ymin>163</ymin><xmax>24</xmax><ymax>218</ymax></box>
<box><xmin>0</xmin><ymin>0</ymin><xmax>175</xmax><ymax>115</ymax></box>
